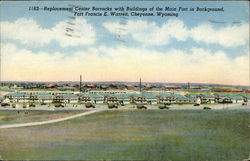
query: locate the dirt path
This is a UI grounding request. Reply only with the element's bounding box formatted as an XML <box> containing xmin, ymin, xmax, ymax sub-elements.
<box><xmin>0</xmin><ymin>109</ymin><xmax>106</xmax><ymax>129</ymax></box>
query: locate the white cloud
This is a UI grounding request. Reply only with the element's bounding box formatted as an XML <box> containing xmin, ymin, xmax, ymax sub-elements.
<box><xmin>103</xmin><ymin>19</ymin><xmax>189</xmax><ymax>46</ymax></box>
<box><xmin>52</xmin><ymin>18</ymin><xmax>97</xmax><ymax>47</ymax></box>
<box><xmin>1</xmin><ymin>18</ymin><xmax>51</xmax><ymax>46</ymax></box>
<box><xmin>1</xmin><ymin>43</ymin><xmax>249</xmax><ymax>85</ymax></box>
<box><xmin>103</xmin><ymin>19</ymin><xmax>249</xmax><ymax>47</ymax></box>
<box><xmin>1</xmin><ymin>18</ymin><xmax>97</xmax><ymax>47</ymax></box>
<box><xmin>2</xmin><ymin>18</ymin><xmax>248</xmax><ymax>48</ymax></box>
<box><xmin>190</xmin><ymin>23</ymin><xmax>249</xmax><ymax>47</ymax></box>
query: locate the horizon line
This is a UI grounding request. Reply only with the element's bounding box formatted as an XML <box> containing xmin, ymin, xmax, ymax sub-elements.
<box><xmin>0</xmin><ymin>80</ymin><xmax>249</xmax><ymax>87</ymax></box>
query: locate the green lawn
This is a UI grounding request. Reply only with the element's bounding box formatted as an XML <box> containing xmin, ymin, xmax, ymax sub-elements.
<box><xmin>0</xmin><ymin>110</ymin><xmax>85</xmax><ymax>125</ymax></box>
<box><xmin>0</xmin><ymin>109</ymin><xmax>249</xmax><ymax>160</ymax></box>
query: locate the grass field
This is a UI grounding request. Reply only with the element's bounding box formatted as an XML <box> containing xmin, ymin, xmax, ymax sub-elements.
<box><xmin>0</xmin><ymin>109</ymin><xmax>249</xmax><ymax>160</ymax></box>
<box><xmin>0</xmin><ymin>110</ymin><xmax>85</xmax><ymax>125</ymax></box>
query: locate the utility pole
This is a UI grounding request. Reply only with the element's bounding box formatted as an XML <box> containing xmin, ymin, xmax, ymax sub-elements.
<box><xmin>0</xmin><ymin>38</ymin><xmax>1</xmax><ymax>88</ymax></box>
<box><xmin>139</xmin><ymin>78</ymin><xmax>142</xmax><ymax>93</ymax></box>
<box><xmin>0</xmin><ymin>21</ymin><xmax>1</xmax><ymax>88</ymax></box>
<box><xmin>80</xmin><ymin>75</ymin><xmax>82</xmax><ymax>93</ymax></box>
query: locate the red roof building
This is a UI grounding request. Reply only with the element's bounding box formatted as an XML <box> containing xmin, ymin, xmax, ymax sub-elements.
<box><xmin>229</xmin><ymin>89</ymin><xmax>243</xmax><ymax>92</ymax></box>
<box><xmin>45</xmin><ymin>84</ymin><xmax>58</xmax><ymax>88</ymax></box>
<box><xmin>164</xmin><ymin>85</ymin><xmax>181</xmax><ymax>90</ymax></box>
<box><xmin>84</xmin><ymin>84</ymin><xmax>97</xmax><ymax>88</ymax></box>
<box><xmin>125</xmin><ymin>85</ymin><xmax>135</xmax><ymax>90</ymax></box>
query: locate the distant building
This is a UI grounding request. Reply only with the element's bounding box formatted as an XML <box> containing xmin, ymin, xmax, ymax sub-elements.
<box><xmin>158</xmin><ymin>93</ymin><xmax>176</xmax><ymax>104</ymax></box>
<box><xmin>115</xmin><ymin>93</ymin><xmax>133</xmax><ymax>104</ymax></box>
<box><xmin>29</xmin><ymin>93</ymin><xmax>38</xmax><ymax>103</ymax></box>
<box><xmin>214</xmin><ymin>93</ymin><xmax>232</xmax><ymax>103</ymax></box>
<box><xmin>89</xmin><ymin>90</ymin><xmax>126</xmax><ymax>94</ymax></box>
<box><xmin>214</xmin><ymin>88</ymin><xmax>243</xmax><ymax>93</ymax></box>
<box><xmin>185</xmin><ymin>94</ymin><xmax>198</xmax><ymax>98</ymax></box>
<box><xmin>52</xmin><ymin>95</ymin><xmax>63</xmax><ymax>103</ymax></box>
<box><xmin>125</xmin><ymin>85</ymin><xmax>135</xmax><ymax>90</ymax></box>
<box><xmin>175</xmin><ymin>96</ymin><xmax>199</xmax><ymax>104</ymax></box>
<box><xmin>10</xmin><ymin>84</ymin><xmax>24</xmax><ymax>89</ymax></box>
<box><xmin>84</xmin><ymin>84</ymin><xmax>97</xmax><ymax>89</ymax></box>
<box><xmin>143</xmin><ymin>93</ymin><xmax>158</xmax><ymax>104</ymax></box>
<box><xmin>57</xmin><ymin>87</ymin><xmax>77</xmax><ymax>91</ymax></box>
<box><xmin>0</xmin><ymin>97</ymin><xmax>6</xmax><ymax>103</ymax></box>
<box><xmin>6</xmin><ymin>93</ymin><xmax>29</xmax><ymax>103</ymax></box>
<box><xmin>131</xmin><ymin>93</ymin><xmax>158</xmax><ymax>105</ymax></box>
<box><xmin>239</xmin><ymin>94</ymin><xmax>250</xmax><ymax>102</ymax></box>
<box><xmin>87</xmin><ymin>93</ymin><xmax>104</xmax><ymax>104</ymax></box>
<box><xmin>45</xmin><ymin>84</ymin><xmax>58</xmax><ymax>88</ymax></box>
<box><xmin>164</xmin><ymin>85</ymin><xmax>181</xmax><ymax>90</ymax></box>
<box><xmin>104</xmin><ymin>94</ymin><xmax>118</xmax><ymax>104</ymax></box>
<box><xmin>131</xmin><ymin>93</ymin><xmax>146</xmax><ymax>104</ymax></box>
<box><xmin>109</xmin><ymin>84</ymin><xmax>118</xmax><ymax>89</ymax></box>
<box><xmin>199</xmin><ymin>94</ymin><xmax>215</xmax><ymax>104</ymax></box>
<box><xmin>227</xmin><ymin>95</ymin><xmax>244</xmax><ymax>103</ymax></box>
<box><xmin>229</xmin><ymin>89</ymin><xmax>243</xmax><ymax>92</ymax></box>
<box><xmin>143</xmin><ymin>85</ymin><xmax>155</xmax><ymax>90</ymax></box>
<box><xmin>53</xmin><ymin>93</ymin><xmax>78</xmax><ymax>103</ymax></box>
<box><xmin>78</xmin><ymin>94</ymin><xmax>91</xmax><ymax>103</ymax></box>
<box><xmin>100</xmin><ymin>85</ymin><xmax>109</xmax><ymax>90</ymax></box>
<box><xmin>36</xmin><ymin>93</ymin><xmax>53</xmax><ymax>103</ymax></box>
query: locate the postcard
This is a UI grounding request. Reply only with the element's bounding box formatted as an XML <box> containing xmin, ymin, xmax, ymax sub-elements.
<box><xmin>0</xmin><ymin>0</ymin><xmax>249</xmax><ymax>160</ymax></box>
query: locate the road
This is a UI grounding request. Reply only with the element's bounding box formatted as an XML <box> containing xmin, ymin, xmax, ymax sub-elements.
<box><xmin>0</xmin><ymin>103</ymin><xmax>249</xmax><ymax>129</ymax></box>
<box><xmin>0</xmin><ymin>103</ymin><xmax>248</xmax><ymax>111</ymax></box>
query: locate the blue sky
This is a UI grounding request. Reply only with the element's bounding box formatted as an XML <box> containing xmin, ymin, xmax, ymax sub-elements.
<box><xmin>0</xmin><ymin>1</ymin><xmax>249</xmax><ymax>85</ymax></box>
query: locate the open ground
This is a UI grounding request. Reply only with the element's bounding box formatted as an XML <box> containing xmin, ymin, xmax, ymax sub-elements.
<box><xmin>0</xmin><ymin>108</ymin><xmax>249</xmax><ymax>160</ymax></box>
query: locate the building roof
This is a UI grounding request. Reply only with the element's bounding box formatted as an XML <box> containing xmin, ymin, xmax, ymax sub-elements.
<box><xmin>142</xmin><ymin>93</ymin><xmax>157</xmax><ymax>99</ymax></box>
<box><xmin>125</xmin><ymin>85</ymin><xmax>135</xmax><ymax>90</ymax></box>
<box><xmin>86</xmin><ymin>93</ymin><xmax>103</xmax><ymax>98</ymax></box>
<box><xmin>45</xmin><ymin>84</ymin><xmax>58</xmax><ymax>88</ymax></box>
<box><xmin>57</xmin><ymin>87</ymin><xmax>77</xmax><ymax>90</ymax></box>
<box><xmin>129</xmin><ymin>93</ymin><xmax>141</xmax><ymax>97</ymax></box>
<box><xmin>172</xmin><ymin>94</ymin><xmax>184</xmax><ymax>98</ymax></box>
<box><xmin>215</xmin><ymin>93</ymin><xmax>227</xmax><ymax>97</ymax></box>
<box><xmin>200</xmin><ymin>94</ymin><xmax>214</xmax><ymax>98</ymax></box>
<box><xmin>240</xmin><ymin>94</ymin><xmax>250</xmax><ymax>99</ymax></box>
<box><xmin>185</xmin><ymin>94</ymin><xmax>198</xmax><ymax>98</ymax></box>
<box><xmin>115</xmin><ymin>93</ymin><xmax>133</xmax><ymax>99</ymax></box>
<box><xmin>36</xmin><ymin>93</ymin><xmax>52</xmax><ymax>96</ymax></box>
<box><xmin>9</xmin><ymin>93</ymin><xmax>28</xmax><ymax>97</ymax></box>
<box><xmin>176</xmin><ymin>97</ymin><xmax>197</xmax><ymax>101</ymax></box>
<box><xmin>164</xmin><ymin>85</ymin><xmax>181</xmax><ymax>89</ymax></box>
<box><xmin>35</xmin><ymin>93</ymin><xmax>52</xmax><ymax>98</ymax></box>
<box><xmin>159</xmin><ymin>93</ymin><xmax>172</xmax><ymax>97</ymax></box>
<box><xmin>84</xmin><ymin>84</ymin><xmax>97</xmax><ymax>88</ymax></box>
<box><xmin>227</xmin><ymin>95</ymin><xmax>243</xmax><ymax>100</ymax></box>
<box><xmin>58</xmin><ymin>93</ymin><xmax>77</xmax><ymax>98</ymax></box>
<box><xmin>105</xmin><ymin>94</ymin><xmax>117</xmax><ymax>97</ymax></box>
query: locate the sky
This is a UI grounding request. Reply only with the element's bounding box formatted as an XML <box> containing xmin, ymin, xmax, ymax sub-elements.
<box><xmin>0</xmin><ymin>1</ymin><xmax>249</xmax><ymax>85</ymax></box>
